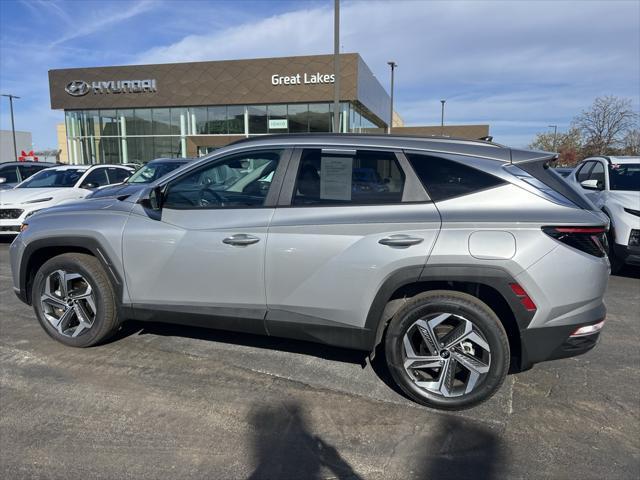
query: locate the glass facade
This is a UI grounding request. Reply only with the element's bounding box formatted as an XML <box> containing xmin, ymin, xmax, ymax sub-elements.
<box><xmin>65</xmin><ymin>102</ymin><xmax>383</xmax><ymax>164</ymax></box>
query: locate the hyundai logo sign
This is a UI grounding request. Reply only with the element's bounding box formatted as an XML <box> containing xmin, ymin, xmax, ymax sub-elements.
<box><xmin>64</xmin><ymin>79</ymin><xmax>157</xmax><ymax>96</ymax></box>
<box><xmin>65</xmin><ymin>80</ymin><xmax>90</xmax><ymax>97</ymax></box>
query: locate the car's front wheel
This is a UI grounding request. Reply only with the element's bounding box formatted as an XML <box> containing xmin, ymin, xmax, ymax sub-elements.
<box><xmin>385</xmin><ymin>290</ymin><xmax>510</xmax><ymax>410</ymax></box>
<box><xmin>32</xmin><ymin>253</ymin><xmax>120</xmax><ymax>347</ymax></box>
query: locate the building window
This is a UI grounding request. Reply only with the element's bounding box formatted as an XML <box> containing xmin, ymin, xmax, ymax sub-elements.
<box><xmin>288</xmin><ymin>104</ymin><xmax>308</xmax><ymax>133</ymax></box>
<box><xmin>268</xmin><ymin>104</ymin><xmax>288</xmax><ymax>133</ymax></box>
<box><xmin>309</xmin><ymin>103</ymin><xmax>331</xmax><ymax>132</ymax></box>
<box><xmin>207</xmin><ymin>106</ymin><xmax>228</xmax><ymax>134</ymax></box>
<box><xmin>248</xmin><ymin>105</ymin><xmax>267</xmax><ymax>134</ymax></box>
<box><xmin>228</xmin><ymin>106</ymin><xmax>245</xmax><ymax>134</ymax></box>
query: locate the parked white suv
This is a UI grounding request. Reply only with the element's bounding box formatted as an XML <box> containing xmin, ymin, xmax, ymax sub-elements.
<box><xmin>0</xmin><ymin>164</ymin><xmax>133</xmax><ymax>234</ymax></box>
<box><xmin>569</xmin><ymin>156</ymin><xmax>640</xmax><ymax>272</ymax></box>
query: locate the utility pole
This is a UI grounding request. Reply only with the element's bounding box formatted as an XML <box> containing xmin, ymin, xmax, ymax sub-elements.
<box><xmin>549</xmin><ymin>124</ymin><xmax>558</xmax><ymax>150</ymax></box>
<box><xmin>1</xmin><ymin>94</ymin><xmax>20</xmax><ymax>161</ymax></box>
<box><xmin>387</xmin><ymin>61</ymin><xmax>397</xmax><ymax>134</ymax></box>
<box><xmin>440</xmin><ymin>99</ymin><xmax>446</xmax><ymax>135</ymax></box>
<box><xmin>333</xmin><ymin>0</ymin><xmax>341</xmax><ymax>133</ymax></box>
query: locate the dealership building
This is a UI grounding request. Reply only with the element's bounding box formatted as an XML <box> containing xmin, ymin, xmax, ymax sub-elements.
<box><xmin>49</xmin><ymin>53</ymin><xmax>489</xmax><ymax>164</ymax></box>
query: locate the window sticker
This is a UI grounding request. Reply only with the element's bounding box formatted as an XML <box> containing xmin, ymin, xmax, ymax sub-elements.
<box><xmin>320</xmin><ymin>156</ymin><xmax>353</xmax><ymax>201</ymax></box>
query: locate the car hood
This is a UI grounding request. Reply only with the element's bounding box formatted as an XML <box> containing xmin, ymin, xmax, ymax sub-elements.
<box><xmin>0</xmin><ymin>187</ymin><xmax>75</xmax><ymax>206</ymax></box>
<box><xmin>31</xmin><ymin>196</ymin><xmax>136</xmax><ymax>218</ymax></box>
<box><xmin>608</xmin><ymin>190</ymin><xmax>640</xmax><ymax>208</ymax></box>
<box><xmin>88</xmin><ymin>183</ymin><xmax>145</xmax><ymax>199</ymax></box>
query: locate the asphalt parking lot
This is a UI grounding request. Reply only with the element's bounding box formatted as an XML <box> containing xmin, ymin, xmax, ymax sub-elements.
<box><xmin>0</xmin><ymin>240</ymin><xmax>638</xmax><ymax>480</ymax></box>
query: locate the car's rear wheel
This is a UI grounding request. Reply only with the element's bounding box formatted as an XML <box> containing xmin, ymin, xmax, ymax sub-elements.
<box><xmin>384</xmin><ymin>290</ymin><xmax>509</xmax><ymax>410</ymax></box>
<box><xmin>33</xmin><ymin>253</ymin><xmax>120</xmax><ymax>347</ymax></box>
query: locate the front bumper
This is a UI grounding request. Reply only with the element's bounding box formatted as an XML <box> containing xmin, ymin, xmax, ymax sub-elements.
<box><xmin>519</xmin><ymin>317</ymin><xmax>605</xmax><ymax>370</ymax></box>
<box><xmin>613</xmin><ymin>243</ymin><xmax>640</xmax><ymax>267</ymax></box>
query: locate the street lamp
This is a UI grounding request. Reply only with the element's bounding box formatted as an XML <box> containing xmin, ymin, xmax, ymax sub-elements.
<box><xmin>387</xmin><ymin>61</ymin><xmax>397</xmax><ymax>134</ymax></box>
<box><xmin>548</xmin><ymin>125</ymin><xmax>558</xmax><ymax>150</ymax></box>
<box><xmin>440</xmin><ymin>99</ymin><xmax>446</xmax><ymax>135</ymax></box>
<box><xmin>1</xmin><ymin>93</ymin><xmax>20</xmax><ymax>161</ymax></box>
<box><xmin>333</xmin><ymin>0</ymin><xmax>341</xmax><ymax>133</ymax></box>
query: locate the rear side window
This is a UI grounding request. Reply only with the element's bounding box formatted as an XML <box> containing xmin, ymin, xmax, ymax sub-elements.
<box><xmin>82</xmin><ymin>168</ymin><xmax>110</xmax><ymax>188</ymax></box>
<box><xmin>406</xmin><ymin>153</ymin><xmax>504</xmax><ymax>201</ymax></box>
<box><xmin>292</xmin><ymin>149</ymin><xmax>404</xmax><ymax>205</ymax></box>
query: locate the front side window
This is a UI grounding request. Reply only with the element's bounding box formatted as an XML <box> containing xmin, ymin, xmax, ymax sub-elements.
<box><xmin>18</xmin><ymin>168</ymin><xmax>85</xmax><ymax>188</ymax></box>
<box><xmin>163</xmin><ymin>150</ymin><xmax>282</xmax><ymax>209</ymax></box>
<box><xmin>0</xmin><ymin>165</ymin><xmax>19</xmax><ymax>183</ymax></box>
<box><xmin>292</xmin><ymin>149</ymin><xmax>404</xmax><ymax>205</ymax></box>
<box><xmin>609</xmin><ymin>163</ymin><xmax>640</xmax><ymax>191</ymax></box>
<box><xmin>406</xmin><ymin>153</ymin><xmax>505</xmax><ymax>201</ymax></box>
<box><xmin>576</xmin><ymin>162</ymin><xmax>594</xmax><ymax>183</ymax></box>
<box><xmin>588</xmin><ymin>162</ymin><xmax>605</xmax><ymax>188</ymax></box>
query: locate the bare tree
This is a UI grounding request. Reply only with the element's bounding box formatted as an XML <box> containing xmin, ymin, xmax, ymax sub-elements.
<box><xmin>529</xmin><ymin>127</ymin><xmax>583</xmax><ymax>166</ymax></box>
<box><xmin>573</xmin><ymin>96</ymin><xmax>639</xmax><ymax>155</ymax></box>
<box><xmin>622</xmin><ymin>129</ymin><xmax>640</xmax><ymax>155</ymax></box>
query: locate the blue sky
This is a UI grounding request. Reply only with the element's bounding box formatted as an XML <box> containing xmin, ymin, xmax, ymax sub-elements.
<box><xmin>0</xmin><ymin>0</ymin><xmax>638</xmax><ymax>150</ymax></box>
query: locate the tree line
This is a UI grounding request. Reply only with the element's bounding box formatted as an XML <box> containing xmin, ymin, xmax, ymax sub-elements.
<box><xmin>529</xmin><ymin>96</ymin><xmax>639</xmax><ymax>166</ymax></box>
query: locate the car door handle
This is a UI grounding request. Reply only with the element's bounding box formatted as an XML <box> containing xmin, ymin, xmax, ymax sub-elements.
<box><xmin>223</xmin><ymin>234</ymin><xmax>260</xmax><ymax>246</ymax></box>
<box><xmin>379</xmin><ymin>234</ymin><xmax>424</xmax><ymax>247</ymax></box>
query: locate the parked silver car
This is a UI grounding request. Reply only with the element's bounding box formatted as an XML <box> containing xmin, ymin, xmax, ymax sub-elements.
<box><xmin>9</xmin><ymin>134</ymin><xmax>609</xmax><ymax>410</ymax></box>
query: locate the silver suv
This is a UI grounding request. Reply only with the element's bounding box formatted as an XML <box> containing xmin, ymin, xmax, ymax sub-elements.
<box><xmin>9</xmin><ymin>135</ymin><xmax>610</xmax><ymax>410</ymax></box>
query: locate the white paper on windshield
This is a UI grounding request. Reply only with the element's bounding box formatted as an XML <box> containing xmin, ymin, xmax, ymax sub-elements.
<box><xmin>320</xmin><ymin>156</ymin><xmax>352</xmax><ymax>201</ymax></box>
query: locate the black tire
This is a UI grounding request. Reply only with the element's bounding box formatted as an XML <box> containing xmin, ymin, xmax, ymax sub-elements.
<box><xmin>32</xmin><ymin>253</ymin><xmax>120</xmax><ymax>347</ymax></box>
<box><xmin>384</xmin><ymin>290</ymin><xmax>510</xmax><ymax>410</ymax></box>
<box><xmin>607</xmin><ymin>230</ymin><xmax>623</xmax><ymax>275</ymax></box>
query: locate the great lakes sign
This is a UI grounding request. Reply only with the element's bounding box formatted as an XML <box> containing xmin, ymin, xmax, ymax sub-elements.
<box><xmin>65</xmin><ymin>79</ymin><xmax>157</xmax><ymax>97</ymax></box>
<box><xmin>271</xmin><ymin>72</ymin><xmax>336</xmax><ymax>86</ymax></box>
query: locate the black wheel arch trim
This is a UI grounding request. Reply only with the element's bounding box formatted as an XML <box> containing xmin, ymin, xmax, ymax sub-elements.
<box><xmin>365</xmin><ymin>264</ymin><xmax>535</xmax><ymax>353</ymax></box>
<box><xmin>18</xmin><ymin>236</ymin><xmax>125</xmax><ymax>313</ymax></box>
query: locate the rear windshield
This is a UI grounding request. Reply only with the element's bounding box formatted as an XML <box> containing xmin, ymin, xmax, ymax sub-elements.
<box><xmin>609</xmin><ymin>163</ymin><xmax>640</xmax><ymax>191</ymax></box>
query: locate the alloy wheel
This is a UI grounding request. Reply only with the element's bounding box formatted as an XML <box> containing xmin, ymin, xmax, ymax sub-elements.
<box><xmin>40</xmin><ymin>269</ymin><xmax>97</xmax><ymax>338</ymax></box>
<box><xmin>402</xmin><ymin>312</ymin><xmax>491</xmax><ymax>397</ymax></box>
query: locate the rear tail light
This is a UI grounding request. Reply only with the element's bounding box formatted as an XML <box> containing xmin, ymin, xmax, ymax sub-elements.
<box><xmin>509</xmin><ymin>283</ymin><xmax>537</xmax><ymax>312</ymax></box>
<box><xmin>542</xmin><ymin>226</ymin><xmax>607</xmax><ymax>257</ymax></box>
<box><xmin>570</xmin><ymin>319</ymin><xmax>606</xmax><ymax>337</ymax></box>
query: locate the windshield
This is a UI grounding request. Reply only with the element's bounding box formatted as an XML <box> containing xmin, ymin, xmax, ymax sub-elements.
<box><xmin>609</xmin><ymin>163</ymin><xmax>640</xmax><ymax>191</ymax></box>
<box><xmin>127</xmin><ymin>162</ymin><xmax>185</xmax><ymax>184</ymax></box>
<box><xmin>18</xmin><ymin>168</ymin><xmax>85</xmax><ymax>188</ymax></box>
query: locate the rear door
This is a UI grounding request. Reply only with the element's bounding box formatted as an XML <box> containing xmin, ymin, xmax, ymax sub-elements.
<box><xmin>264</xmin><ymin>147</ymin><xmax>441</xmax><ymax>335</ymax></box>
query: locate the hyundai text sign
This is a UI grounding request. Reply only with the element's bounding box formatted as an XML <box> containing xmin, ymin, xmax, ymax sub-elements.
<box><xmin>271</xmin><ymin>73</ymin><xmax>335</xmax><ymax>86</ymax></box>
<box><xmin>64</xmin><ymin>79</ymin><xmax>157</xmax><ymax>96</ymax></box>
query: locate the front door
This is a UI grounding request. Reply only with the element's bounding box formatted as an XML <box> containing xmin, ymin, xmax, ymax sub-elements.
<box><xmin>122</xmin><ymin>148</ymin><xmax>290</xmax><ymax>332</ymax></box>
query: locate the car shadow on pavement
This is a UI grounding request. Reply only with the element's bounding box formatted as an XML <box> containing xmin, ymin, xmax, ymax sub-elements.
<box><xmin>113</xmin><ymin>320</ymin><xmax>369</xmax><ymax>366</ymax></box>
<box><xmin>247</xmin><ymin>401</ymin><xmax>364</xmax><ymax>480</ymax></box>
<box><xmin>612</xmin><ymin>265</ymin><xmax>640</xmax><ymax>280</ymax></box>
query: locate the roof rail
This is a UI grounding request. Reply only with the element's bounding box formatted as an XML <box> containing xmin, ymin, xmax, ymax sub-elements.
<box><xmin>228</xmin><ymin>132</ymin><xmax>505</xmax><ymax>148</ymax></box>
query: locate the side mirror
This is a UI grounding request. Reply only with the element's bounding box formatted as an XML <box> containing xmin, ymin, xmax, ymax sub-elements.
<box><xmin>81</xmin><ymin>182</ymin><xmax>98</xmax><ymax>190</ymax></box>
<box><xmin>141</xmin><ymin>186</ymin><xmax>164</xmax><ymax>211</ymax></box>
<box><xmin>580</xmin><ymin>179</ymin><xmax>603</xmax><ymax>191</ymax></box>
<box><xmin>0</xmin><ymin>177</ymin><xmax>6</xmax><ymax>184</ymax></box>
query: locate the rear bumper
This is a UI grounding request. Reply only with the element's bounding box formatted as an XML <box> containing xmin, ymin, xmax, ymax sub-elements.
<box><xmin>613</xmin><ymin>243</ymin><xmax>640</xmax><ymax>267</ymax></box>
<box><xmin>519</xmin><ymin>314</ymin><xmax>605</xmax><ymax>370</ymax></box>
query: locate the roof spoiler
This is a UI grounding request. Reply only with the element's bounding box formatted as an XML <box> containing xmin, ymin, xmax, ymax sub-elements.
<box><xmin>509</xmin><ymin>148</ymin><xmax>559</xmax><ymax>165</ymax></box>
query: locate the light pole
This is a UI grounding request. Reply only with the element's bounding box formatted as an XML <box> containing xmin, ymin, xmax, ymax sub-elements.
<box><xmin>548</xmin><ymin>124</ymin><xmax>558</xmax><ymax>150</ymax></box>
<box><xmin>440</xmin><ymin>99</ymin><xmax>446</xmax><ymax>135</ymax></box>
<box><xmin>387</xmin><ymin>61</ymin><xmax>397</xmax><ymax>134</ymax></box>
<box><xmin>1</xmin><ymin>94</ymin><xmax>20</xmax><ymax>161</ymax></box>
<box><xmin>332</xmin><ymin>0</ymin><xmax>341</xmax><ymax>133</ymax></box>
